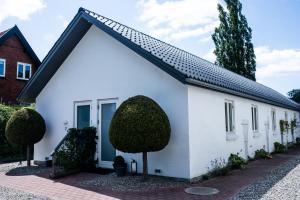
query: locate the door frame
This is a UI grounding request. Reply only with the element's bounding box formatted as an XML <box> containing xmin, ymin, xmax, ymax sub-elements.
<box><xmin>74</xmin><ymin>100</ymin><xmax>92</xmax><ymax>128</ymax></box>
<box><xmin>97</xmin><ymin>98</ymin><xmax>118</xmax><ymax>169</ymax></box>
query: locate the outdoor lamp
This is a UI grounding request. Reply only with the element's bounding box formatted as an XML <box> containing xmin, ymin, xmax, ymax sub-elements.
<box><xmin>131</xmin><ymin>159</ymin><xmax>137</xmax><ymax>175</ymax></box>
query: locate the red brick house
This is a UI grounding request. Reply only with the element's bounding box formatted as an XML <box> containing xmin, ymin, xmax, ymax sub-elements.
<box><xmin>0</xmin><ymin>25</ymin><xmax>40</xmax><ymax>104</ymax></box>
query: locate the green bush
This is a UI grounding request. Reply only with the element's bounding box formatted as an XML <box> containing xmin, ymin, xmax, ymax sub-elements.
<box><xmin>296</xmin><ymin>137</ymin><xmax>300</xmax><ymax>145</ymax></box>
<box><xmin>255</xmin><ymin>149</ymin><xmax>271</xmax><ymax>159</ymax></box>
<box><xmin>207</xmin><ymin>158</ymin><xmax>230</xmax><ymax>177</ymax></box>
<box><xmin>54</xmin><ymin>127</ymin><xmax>97</xmax><ymax>175</ymax></box>
<box><xmin>0</xmin><ymin>104</ymin><xmax>16</xmax><ymax>145</ymax></box>
<box><xmin>274</xmin><ymin>142</ymin><xmax>286</xmax><ymax>153</ymax></box>
<box><xmin>109</xmin><ymin>95</ymin><xmax>171</xmax><ymax>177</ymax></box>
<box><xmin>0</xmin><ymin>104</ymin><xmax>27</xmax><ymax>162</ymax></box>
<box><xmin>5</xmin><ymin>108</ymin><xmax>46</xmax><ymax>146</ymax></box>
<box><xmin>228</xmin><ymin>153</ymin><xmax>247</xmax><ymax>169</ymax></box>
<box><xmin>5</xmin><ymin>108</ymin><xmax>46</xmax><ymax>166</ymax></box>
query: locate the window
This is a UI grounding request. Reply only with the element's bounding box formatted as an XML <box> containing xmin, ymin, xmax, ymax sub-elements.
<box><xmin>74</xmin><ymin>101</ymin><xmax>91</xmax><ymax>129</ymax></box>
<box><xmin>251</xmin><ymin>105</ymin><xmax>258</xmax><ymax>131</ymax></box>
<box><xmin>17</xmin><ymin>62</ymin><xmax>31</xmax><ymax>80</ymax></box>
<box><xmin>225</xmin><ymin>100</ymin><xmax>235</xmax><ymax>133</ymax></box>
<box><xmin>294</xmin><ymin>113</ymin><xmax>297</xmax><ymax>120</ymax></box>
<box><xmin>271</xmin><ymin>109</ymin><xmax>276</xmax><ymax>131</ymax></box>
<box><xmin>285</xmin><ymin>111</ymin><xmax>288</xmax><ymax>121</ymax></box>
<box><xmin>0</xmin><ymin>59</ymin><xmax>5</xmax><ymax>77</ymax></box>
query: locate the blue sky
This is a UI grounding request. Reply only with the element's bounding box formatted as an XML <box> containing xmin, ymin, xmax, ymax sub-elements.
<box><xmin>0</xmin><ymin>0</ymin><xmax>299</xmax><ymax>96</ymax></box>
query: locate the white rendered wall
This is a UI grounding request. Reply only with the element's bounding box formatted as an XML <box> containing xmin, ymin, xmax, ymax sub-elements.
<box><xmin>188</xmin><ymin>85</ymin><xmax>300</xmax><ymax>179</ymax></box>
<box><xmin>35</xmin><ymin>25</ymin><xmax>190</xmax><ymax>178</ymax></box>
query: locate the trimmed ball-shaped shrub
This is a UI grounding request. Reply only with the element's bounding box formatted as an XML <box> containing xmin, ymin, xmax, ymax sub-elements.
<box><xmin>109</xmin><ymin>95</ymin><xmax>171</xmax><ymax>153</ymax></box>
<box><xmin>5</xmin><ymin>108</ymin><xmax>46</xmax><ymax>146</ymax></box>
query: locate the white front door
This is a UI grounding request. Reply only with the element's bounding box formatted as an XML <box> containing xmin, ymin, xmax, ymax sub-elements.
<box><xmin>97</xmin><ymin>99</ymin><xmax>117</xmax><ymax>168</ymax></box>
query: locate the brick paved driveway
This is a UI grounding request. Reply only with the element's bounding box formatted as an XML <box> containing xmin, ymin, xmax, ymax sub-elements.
<box><xmin>1</xmin><ymin>147</ymin><xmax>300</xmax><ymax>200</ymax></box>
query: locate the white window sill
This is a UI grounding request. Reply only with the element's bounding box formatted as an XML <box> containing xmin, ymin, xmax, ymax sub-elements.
<box><xmin>253</xmin><ymin>131</ymin><xmax>260</xmax><ymax>138</ymax></box>
<box><xmin>17</xmin><ymin>77</ymin><xmax>29</xmax><ymax>81</ymax></box>
<box><xmin>226</xmin><ymin>133</ymin><xmax>238</xmax><ymax>141</ymax></box>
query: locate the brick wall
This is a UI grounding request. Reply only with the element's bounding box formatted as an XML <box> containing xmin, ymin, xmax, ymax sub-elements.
<box><xmin>0</xmin><ymin>35</ymin><xmax>38</xmax><ymax>104</ymax></box>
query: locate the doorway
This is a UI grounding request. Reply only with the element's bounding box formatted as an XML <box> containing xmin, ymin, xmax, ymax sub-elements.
<box><xmin>97</xmin><ymin>99</ymin><xmax>117</xmax><ymax>168</ymax></box>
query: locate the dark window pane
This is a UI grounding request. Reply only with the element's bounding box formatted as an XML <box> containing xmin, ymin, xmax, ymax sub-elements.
<box><xmin>0</xmin><ymin>60</ymin><xmax>4</xmax><ymax>76</ymax></box>
<box><xmin>77</xmin><ymin>105</ymin><xmax>90</xmax><ymax>129</ymax></box>
<box><xmin>225</xmin><ymin>103</ymin><xmax>228</xmax><ymax>132</ymax></box>
<box><xmin>101</xmin><ymin>103</ymin><xmax>116</xmax><ymax>161</ymax></box>
<box><xmin>229</xmin><ymin>103</ymin><xmax>233</xmax><ymax>131</ymax></box>
<box><xmin>25</xmin><ymin>65</ymin><xmax>31</xmax><ymax>79</ymax></box>
<box><xmin>18</xmin><ymin>64</ymin><xmax>24</xmax><ymax>78</ymax></box>
<box><xmin>251</xmin><ymin>107</ymin><xmax>254</xmax><ymax>130</ymax></box>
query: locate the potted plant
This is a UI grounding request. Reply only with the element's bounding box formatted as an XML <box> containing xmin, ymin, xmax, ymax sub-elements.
<box><xmin>113</xmin><ymin>156</ymin><xmax>127</xmax><ymax>177</ymax></box>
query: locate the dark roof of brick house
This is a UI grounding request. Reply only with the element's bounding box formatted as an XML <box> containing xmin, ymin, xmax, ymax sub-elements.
<box><xmin>18</xmin><ymin>8</ymin><xmax>300</xmax><ymax>110</ymax></box>
<box><xmin>0</xmin><ymin>25</ymin><xmax>40</xmax><ymax>66</ymax></box>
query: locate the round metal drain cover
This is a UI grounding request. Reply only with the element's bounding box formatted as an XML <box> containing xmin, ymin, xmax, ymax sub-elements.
<box><xmin>184</xmin><ymin>187</ymin><xmax>219</xmax><ymax>196</ymax></box>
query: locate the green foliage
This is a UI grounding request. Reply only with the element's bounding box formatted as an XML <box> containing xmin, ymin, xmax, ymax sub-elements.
<box><xmin>212</xmin><ymin>0</ymin><xmax>256</xmax><ymax>81</ymax></box>
<box><xmin>5</xmin><ymin>108</ymin><xmax>46</xmax><ymax>146</ymax></box>
<box><xmin>279</xmin><ymin>120</ymin><xmax>288</xmax><ymax>134</ymax></box>
<box><xmin>296</xmin><ymin>137</ymin><xmax>300</xmax><ymax>145</ymax></box>
<box><xmin>113</xmin><ymin>155</ymin><xmax>125</xmax><ymax>166</ymax></box>
<box><xmin>0</xmin><ymin>104</ymin><xmax>16</xmax><ymax>145</ymax></box>
<box><xmin>54</xmin><ymin>127</ymin><xmax>97</xmax><ymax>172</ymax></box>
<box><xmin>288</xmin><ymin>89</ymin><xmax>300</xmax><ymax>103</ymax></box>
<box><xmin>207</xmin><ymin>158</ymin><xmax>230</xmax><ymax>178</ymax></box>
<box><xmin>228</xmin><ymin>153</ymin><xmax>247</xmax><ymax>169</ymax></box>
<box><xmin>109</xmin><ymin>95</ymin><xmax>171</xmax><ymax>153</ymax></box>
<box><xmin>274</xmin><ymin>142</ymin><xmax>286</xmax><ymax>153</ymax></box>
<box><xmin>0</xmin><ymin>104</ymin><xmax>27</xmax><ymax>161</ymax></box>
<box><xmin>255</xmin><ymin>149</ymin><xmax>271</xmax><ymax>159</ymax></box>
<box><xmin>287</xmin><ymin>142</ymin><xmax>295</xmax><ymax>149</ymax></box>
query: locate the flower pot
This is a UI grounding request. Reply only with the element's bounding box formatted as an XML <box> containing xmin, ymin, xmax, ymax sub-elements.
<box><xmin>113</xmin><ymin>163</ymin><xmax>127</xmax><ymax>177</ymax></box>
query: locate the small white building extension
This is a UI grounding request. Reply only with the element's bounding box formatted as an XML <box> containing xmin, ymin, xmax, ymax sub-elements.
<box><xmin>18</xmin><ymin>8</ymin><xmax>300</xmax><ymax>180</ymax></box>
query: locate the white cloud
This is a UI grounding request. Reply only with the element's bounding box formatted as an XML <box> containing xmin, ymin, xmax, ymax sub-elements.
<box><xmin>0</xmin><ymin>0</ymin><xmax>46</xmax><ymax>23</ymax></box>
<box><xmin>256</xmin><ymin>46</ymin><xmax>300</xmax><ymax>79</ymax></box>
<box><xmin>137</xmin><ymin>0</ymin><xmax>219</xmax><ymax>41</ymax></box>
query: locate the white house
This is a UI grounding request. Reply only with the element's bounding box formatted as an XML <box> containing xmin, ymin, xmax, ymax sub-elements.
<box><xmin>18</xmin><ymin>8</ymin><xmax>300</xmax><ymax>180</ymax></box>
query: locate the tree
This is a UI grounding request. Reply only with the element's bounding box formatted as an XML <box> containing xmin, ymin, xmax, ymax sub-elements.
<box><xmin>5</xmin><ymin>108</ymin><xmax>46</xmax><ymax>166</ymax></box>
<box><xmin>288</xmin><ymin>89</ymin><xmax>300</xmax><ymax>103</ymax></box>
<box><xmin>109</xmin><ymin>95</ymin><xmax>171</xmax><ymax>178</ymax></box>
<box><xmin>212</xmin><ymin>0</ymin><xmax>256</xmax><ymax>81</ymax></box>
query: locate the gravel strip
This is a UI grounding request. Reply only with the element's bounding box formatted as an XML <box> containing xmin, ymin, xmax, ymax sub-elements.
<box><xmin>0</xmin><ymin>185</ymin><xmax>51</xmax><ymax>200</ymax></box>
<box><xmin>0</xmin><ymin>162</ymin><xmax>50</xmax><ymax>175</ymax></box>
<box><xmin>81</xmin><ymin>173</ymin><xmax>189</xmax><ymax>192</ymax></box>
<box><xmin>229</xmin><ymin>155</ymin><xmax>300</xmax><ymax>200</ymax></box>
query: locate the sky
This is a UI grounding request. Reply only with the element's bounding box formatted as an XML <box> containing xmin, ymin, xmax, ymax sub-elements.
<box><xmin>0</xmin><ymin>0</ymin><xmax>299</xmax><ymax>96</ymax></box>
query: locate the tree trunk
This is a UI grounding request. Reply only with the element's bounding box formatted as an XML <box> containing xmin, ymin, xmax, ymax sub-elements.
<box><xmin>142</xmin><ymin>152</ymin><xmax>148</xmax><ymax>180</ymax></box>
<box><xmin>27</xmin><ymin>145</ymin><xmax>31</xmax><ymax>166</ymax></box>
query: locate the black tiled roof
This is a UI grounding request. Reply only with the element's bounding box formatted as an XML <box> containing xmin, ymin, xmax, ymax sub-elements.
<box><xmin>82</xmin><ymin>8</ymin><xmax>299</xmax><ymax>110</ymax></box>
<box><xmin>18</xmin><ymin>8</ymin><xmax>299</xmax><ymax>110</ymax></box>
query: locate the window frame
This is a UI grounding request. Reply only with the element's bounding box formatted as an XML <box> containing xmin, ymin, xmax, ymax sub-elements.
<box><xmin>251</xmin><ymin>105</ymin><xmax>259</xmax><ymax>132</ymax></box>
<box><xmin>0</xmin><ymin>58</ymin><xmax>6</xmax><ymax>77</ymax></box>
<box><xmin>271</xmin><ymin>108</ymin><xmax>276</xmax><ymax>131</ymax></box>
<box><xmin>16</xmin><ymin>62</ymin><xmax>32</xmax><ymax>80</ymax></box>
<box><xmin>225</xmin><ymin>100</ymin><xmax>235</xmax><ymax>134</ymax></box>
